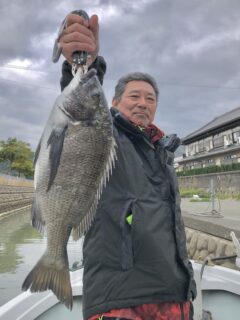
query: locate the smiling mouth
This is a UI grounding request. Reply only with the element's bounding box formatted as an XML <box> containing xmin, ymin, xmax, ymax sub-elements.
<box><xmin>133</xmin><ymin>113</ymin><xmax>148</xmax><ymax>117</ymax></box>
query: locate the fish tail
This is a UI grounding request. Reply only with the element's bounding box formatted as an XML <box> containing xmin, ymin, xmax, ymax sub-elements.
<box><xmin>22</xmin><ymin>253</ymin><xmax>73</xmax><ymax>309</ymax></box>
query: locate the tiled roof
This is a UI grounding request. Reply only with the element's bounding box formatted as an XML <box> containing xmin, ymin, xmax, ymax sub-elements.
<box><xmin>182</xmin><ymin>106</ymin><xmax>240</xmax><ymax>143</ymax></box>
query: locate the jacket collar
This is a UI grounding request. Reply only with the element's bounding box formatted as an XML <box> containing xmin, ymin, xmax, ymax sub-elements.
<box><xmin>111</xmin><ymin>107</ymin><xmax>181</xmax><ymax>153</ymax></box>
<box><xmin>111</xmin><ymin>108</ymin><xmax>155</xmax><ymax>148</ymax></box>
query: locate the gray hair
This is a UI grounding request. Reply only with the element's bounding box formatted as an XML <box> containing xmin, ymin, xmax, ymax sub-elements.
<box><xmin>113</xmin><ymin>72</ymin><xmax>159</xmax><ymax>102</ymax></box>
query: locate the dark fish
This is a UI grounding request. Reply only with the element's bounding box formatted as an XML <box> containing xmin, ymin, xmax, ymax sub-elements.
<box><xmin>22</xmin><ymin>68</ymin><xmax>116</xmax><ymax>309</ymax></box>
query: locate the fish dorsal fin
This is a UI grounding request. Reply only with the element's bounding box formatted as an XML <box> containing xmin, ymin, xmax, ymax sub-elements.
<box><xmin>72</xmin><ymin>137</ymin><xmax>117</xmax><ymax>240</ymax></box>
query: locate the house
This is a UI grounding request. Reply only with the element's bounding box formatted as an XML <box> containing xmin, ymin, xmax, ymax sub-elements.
<box><xmin>177</xmin><ymin>106</ymin><xmax>240</xmax><ymax>171</ymax></box>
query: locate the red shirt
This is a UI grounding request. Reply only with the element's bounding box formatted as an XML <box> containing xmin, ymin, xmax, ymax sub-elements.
<box><xmin>88</xmin><ymin>301</ymin><xmax>190</xmax><ymax>320</ymax></box>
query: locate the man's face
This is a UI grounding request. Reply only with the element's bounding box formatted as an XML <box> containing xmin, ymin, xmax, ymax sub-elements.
<box><xmin>112</xmin><ymin>80</ymin><xmax>157</xmax><ymax>127</ymax></box>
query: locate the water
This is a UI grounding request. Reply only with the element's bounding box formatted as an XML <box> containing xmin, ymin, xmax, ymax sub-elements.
<box><xmin>0</xmin><ymin>209</ymin><xmax>83</xmax><ymax>306</ymax></box>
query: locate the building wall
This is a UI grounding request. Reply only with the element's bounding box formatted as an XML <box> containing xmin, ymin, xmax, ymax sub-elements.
<box><xmin>185</xmin><ymin>126</ymin><xmax>240</xmax><ymax>158</ymax></box>
<box><xmin>178</xmin><ymin>125</ymin><xmax>240</xmax><ymax>171</ymax></box>
<box><xmin>177</xmin><ymin>149</ymin><xmax>240</xmax><ymax>171</ymax></box>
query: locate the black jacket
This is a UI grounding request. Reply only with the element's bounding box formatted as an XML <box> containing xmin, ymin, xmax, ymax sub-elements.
<box><xmin>61</xmin><ymin>59</ymin><xmax>196</xmax><ymax>320</ymax></box>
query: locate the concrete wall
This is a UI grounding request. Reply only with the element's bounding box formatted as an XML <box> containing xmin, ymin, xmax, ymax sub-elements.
<box><xmin>0</xmin><ymin>174</ymin><xmax>33</xmax><ymax>215</ymax></box>
<box><xmin>178</xmin><ymin>171</ymin><xmax>240</xmax><ymax>196</ymax></box>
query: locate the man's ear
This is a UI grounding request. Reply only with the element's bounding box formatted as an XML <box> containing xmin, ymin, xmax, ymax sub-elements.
<box><xmin>112</xmin><ymin>98</ymin><xmax>118</xmax><ymax>107</ymax></box>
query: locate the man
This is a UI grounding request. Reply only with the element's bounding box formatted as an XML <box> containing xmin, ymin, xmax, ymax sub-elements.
<box><xmin>59</xmin><ymin>12</ymin><xmax>196</xmax><ymax>320</ymax></box>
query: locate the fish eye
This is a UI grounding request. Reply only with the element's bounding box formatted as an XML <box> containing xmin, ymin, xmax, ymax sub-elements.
<box><xmin>91</xmin><ymin>90</ymin><xmax>100</xmax><ymax>99</ymax></box>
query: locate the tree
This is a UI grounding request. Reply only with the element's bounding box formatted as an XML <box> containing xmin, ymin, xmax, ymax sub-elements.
<box><xmin>0</xmin><ymin>138</ymin><xmax>34</xmax><ymax>178</ymax></box>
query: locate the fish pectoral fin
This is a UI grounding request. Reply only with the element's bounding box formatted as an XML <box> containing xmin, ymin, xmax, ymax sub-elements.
<box><xmin>34</xmin><ymin>137</ymin><xmax>42</xmax><ymax>166</ymax></box>
<box><xmin>31</xmin><ymin>197</ymin><xmax>45</xmax><ymax>233</ymax></box>
<box><xmin>22</xmin><ymin>253</ymin><xmax>73</xmax><ymax>310</ymax></box>
<box><xmin>47</xmin><ymin>125</ymin><xmax>68</xmax><ymax>191</ymax></box>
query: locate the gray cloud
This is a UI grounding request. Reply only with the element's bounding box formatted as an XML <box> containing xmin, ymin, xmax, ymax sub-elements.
<box><xmin>0</xmin><ymin>0</ymin><xmax>239</xmax><ymax>149</ymax></box>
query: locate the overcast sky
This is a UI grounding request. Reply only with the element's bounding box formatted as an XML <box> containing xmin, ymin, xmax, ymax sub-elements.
<box><xmin>0</xmin><ymin>0</ymin><xmax>240</xmax><ymax>150</ymax></box>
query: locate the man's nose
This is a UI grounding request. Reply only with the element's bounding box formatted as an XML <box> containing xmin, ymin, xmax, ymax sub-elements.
<box><xmin>137</xmin><ymin>96</ymin><xmax>147</xmax><ymax>108</ymax></box>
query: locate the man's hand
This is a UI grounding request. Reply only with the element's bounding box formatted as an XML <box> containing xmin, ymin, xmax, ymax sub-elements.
<box><xmin>59</xmin><ymin>13</ymin><xmax>99</xmax><ymax>66</ymax></box>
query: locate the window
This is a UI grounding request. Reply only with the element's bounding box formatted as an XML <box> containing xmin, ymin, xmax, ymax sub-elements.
<box><xmin>198</xmin><ymin>140</ymin><xmax>204</xmax><ymax>152</ymax></box>
<box><xmin>213</xmin><ymin>134</ymin><xmax>224</xmax><ymax>148</ymax></box>
<box><xmin>233</xmin><ymin>131</ymin><xmax>240</xmax><ymax>143</ymax></box>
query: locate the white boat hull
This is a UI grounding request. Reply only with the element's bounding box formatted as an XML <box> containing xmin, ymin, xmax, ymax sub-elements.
<box><xmin>0</xmin><ymin>262</ymin><xmax>240</xmax><ymax>320</ymax></box>
<box><xmin>0</xmin><ymin>268</ymin><xmax>84</xmax><ymax>320</ymax></box>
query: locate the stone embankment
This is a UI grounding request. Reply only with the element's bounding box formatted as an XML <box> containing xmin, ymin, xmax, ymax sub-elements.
<box><xmin>0</xmin><ymin>174</ymin><xmax>34</xmax><ymax>217</ymax></box>
<box><xmin>185</xmin><ymin>227</ymin><xmax>239</xmax><ymax>271</ymax></box>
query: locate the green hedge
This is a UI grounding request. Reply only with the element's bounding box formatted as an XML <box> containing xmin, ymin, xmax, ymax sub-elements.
<box><xmin>177</xmin><ymin>162</ymin><xmax>240</xmax><ymax>177</ymax></box>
